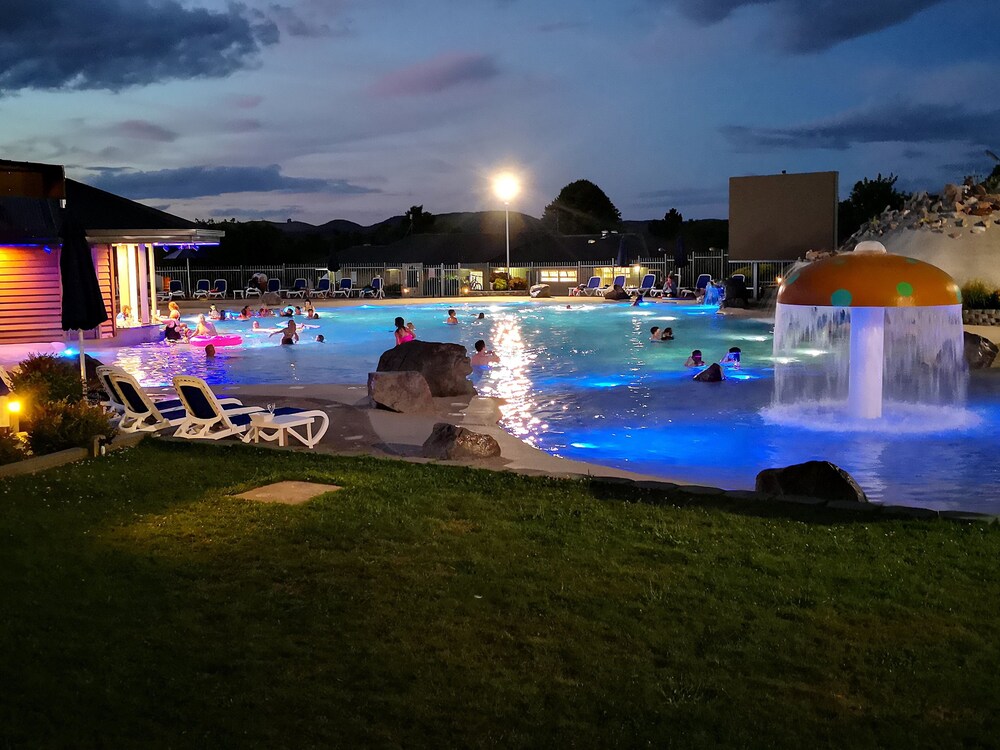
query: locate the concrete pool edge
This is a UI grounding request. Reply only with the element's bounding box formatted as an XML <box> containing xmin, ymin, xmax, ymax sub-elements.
<box><xmin>193</xmin><ymin>381</ymin><xmax>997</xmax><ymax>523</ymax></box>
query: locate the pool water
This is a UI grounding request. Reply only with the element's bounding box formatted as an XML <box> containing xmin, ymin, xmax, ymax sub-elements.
<box><xmin>111</xmin><ymin>301</ymin><xmax>1000</xmax><ymax>512</ymax></box>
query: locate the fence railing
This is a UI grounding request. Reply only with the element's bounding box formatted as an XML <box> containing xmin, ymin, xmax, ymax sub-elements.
<box><xmin>157</xmin><ymin>249</ymin><xmax>771</xmax><ymax>299</ymax></box>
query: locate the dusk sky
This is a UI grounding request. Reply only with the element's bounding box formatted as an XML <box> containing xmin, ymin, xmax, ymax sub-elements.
<box><xmin>3</xmin><ymin>0</ymin><xmax>999</xmax><ymax>226</ymax></box>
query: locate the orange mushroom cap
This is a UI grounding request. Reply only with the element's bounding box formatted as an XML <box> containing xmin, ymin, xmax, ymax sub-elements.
<box><xmin>777</xmin><ymin>244</ymin><xmax>962</xmax><ymax>308</ymax></box>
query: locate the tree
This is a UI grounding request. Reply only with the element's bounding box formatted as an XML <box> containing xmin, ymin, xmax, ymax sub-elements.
<box><xmin>405</xmin><ymin>205</ymin><xmax>435</xmax><ymax>234</ymax></box>
<box><xmin>648</xmin><ymin>208</ymin><xmax>683</xmax><ymax>239</ymax></box>
<box><xmin>838</xmin><ymin>173</ymin><xmax>908</xmax><ymax>243</ymax></box>
<box><xmin>542</xmin><ymin>179</ymin><xmax>621</xmax><ymax>234</ymax></box>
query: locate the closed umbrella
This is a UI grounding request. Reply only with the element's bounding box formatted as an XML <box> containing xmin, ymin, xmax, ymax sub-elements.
<box><xmin>673</xmin><ymin>234</ymin><xmax>689</xmax><ymax>290</ymax></box>
<box><xmin>59</xmin><ymin>211</ymin><xmax>108</xmax><ymax>387</ymax></box>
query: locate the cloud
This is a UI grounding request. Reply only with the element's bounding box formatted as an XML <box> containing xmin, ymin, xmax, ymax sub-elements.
<box><xmin>227</xmin><ymin>94</ymin><xmax>265</xmax><ymax>109</ymax></box>
<box><xmin>368</xmin><ymin>53</ymin><xmax>499</xmax><ymax>97</ymax></box>
<box><xmin>723</xmin><ymin>102</ymin><xmax>1000</xmax><ymax>151</ymax></box>
<box><xmin>634</xmin><ymin>186</ymin><xmax>729</xmax><ymax>209</ymax></box>
<box><xmin>86</xmin><ymin>165</ymin><xmax>379</xmax><ymax>199</ymax></box>
<box><xmin>265</xmin><ymin>3</ymin><xmax>351</xmax><ymax>37</ymax></box>
<box><xmin>0</xmin><ymin>0</ymin><xmax>278</xmax><ymax>94</ymax></box>
<box><xmin>667</xmin><ymin>0</ymin><xmax>945</xmax><ymax>52</ymax></box>
<box><xmin>111</xmin><ymin>120</ymin><xmax>178</xmax><ymax>142</ymax></box>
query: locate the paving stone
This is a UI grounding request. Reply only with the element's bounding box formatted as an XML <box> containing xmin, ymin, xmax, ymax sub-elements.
<box><xmin>233</xmin><ymin>480</ymin><xmax>342</xmax><ymax>505</ymax></box>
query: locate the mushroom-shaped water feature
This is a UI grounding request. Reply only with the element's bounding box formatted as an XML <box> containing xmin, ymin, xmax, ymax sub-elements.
<box><xmin>771</xmin><ymin>241</ymin><xmax>966</xmax><ymax>425</ymax></box>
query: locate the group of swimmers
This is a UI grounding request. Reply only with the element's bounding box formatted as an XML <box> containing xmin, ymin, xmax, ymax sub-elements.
<box><xmin>161</xmin><ymin>299</ymin><xmax>325</xmax><ymax>346</ymax></box>
<box><xmin>684</xmin><ymin>347</ymin><xmax>742</xmax><ymax>369</ymax></box>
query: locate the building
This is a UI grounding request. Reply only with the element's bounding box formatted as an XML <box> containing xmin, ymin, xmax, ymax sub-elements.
<box><xmin>0</xmin><ymin>159</ymin><xmax>222</xmax><ymax>346</ymax></box>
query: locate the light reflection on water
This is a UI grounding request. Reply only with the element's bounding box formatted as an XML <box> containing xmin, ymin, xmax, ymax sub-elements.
<box><xmin>108</xmin><ymin>301</ymin><xmax>1000</xmax><ymax>512</ymax></box>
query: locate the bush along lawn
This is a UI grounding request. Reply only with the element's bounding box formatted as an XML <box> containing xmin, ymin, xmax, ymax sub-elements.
<box><xmin>1</xmin><ymin>440</ymin><xmax>998</xmax><ymax>748</ymax></box>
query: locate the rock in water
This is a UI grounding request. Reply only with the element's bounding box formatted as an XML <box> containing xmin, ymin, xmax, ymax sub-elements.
<box><xmin>377</xmin><ymin>340</ymin><xmax>475</xmax><ymax>396</ymax></box>
<box><xmin>964</xmin><ymin>331</ymin><xmax>999</xmax><ymax>369</ymax></box>
<box><xmin>422</xmin><ymin>422</ymin><xmax>501</xmax><ymax>459</ymax></box>
<box><xmin>756</xmin><ymin>460</ymin><xmax>868</xmax><ymax>503</ymax></box>
<box><xmin>367</xmin><ymin>371</ymin><xmax>435</xmax><ymax>413</ymax></box>
<box><xmin>693</xmin><ymin>363</ymin><xmax>725</xmax><ymax>382</ymax></box>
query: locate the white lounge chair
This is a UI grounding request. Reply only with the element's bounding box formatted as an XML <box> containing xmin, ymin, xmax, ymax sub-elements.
<box><xmin>631</xmin><ymin>273</ymin><xmax>656</xmax><ymax>296</ymax></box>
<box><xmin>109</xmin><ymin>369</ymin><xmax>245</xmax><ymax>433</ymax></box>
<box><xmin>286</xmin><ymin>278</ymin><xmax>308</xmax><ymax>298</ymax></box>
<box><xmin>309</xmin><ymin>278</ymin><xmax>331</xmax><ymax>298</ymax></box>
<box><xmin>171</xmin><ymin>376</ymin><xmax>329</xmax><ymax>444</ymax></box>
<box><xmin>599</xmin><ymin>274</ymin><xmax>626</xmax><ymax>295</ymax></box>
<box><xmin>580</xmin><ymin>276</ymin><xmax>602</xmax><ymax>296</ymax></box>
<box><xmin>332</xmin><ymin>278</ymin><xmax>353</xmax><ymax>298</ymax></box>
<box><xmin>208</xmin><ymin>279</ymin><xmax>228</xmax><ymax>299</ymax></box>
<box><xmin>95</xmin><ymin>365</ymin><xmax>128</xmax><ymax>416</ymax></box>
<box><xmin>361</xmin><ymin>277</ymin><xmax>385</xmax><ymax>299</ymax></box>
<box><xmin>192</xmin><ymin>279</ymin><xmax>211</xmax><ymax>299</ymax></box>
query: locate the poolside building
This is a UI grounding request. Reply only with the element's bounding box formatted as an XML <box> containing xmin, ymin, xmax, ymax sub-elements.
<box><xmin>0</xmin><ymin>159</ymin><xmax>222</xmax><ymax>346</ymax></box>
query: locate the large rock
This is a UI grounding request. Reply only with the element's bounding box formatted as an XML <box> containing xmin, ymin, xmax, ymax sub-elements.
<box><xmin>603</xmin><ymin>285</ymin><xmax>629</xmax><ymax>301</ymax></box>
<box><xmin>964</xmin><ymin>331</ymin><xmax>999</xmax><ymax>369</ymax></box>
<box><xmin>367</xmin><ymin>371</ymin><xmax>435</xmax><ymax>413</ymax></box>
<box><xmin>376</xmin><ymin>340</ymin><xmax>475</xmax><ymax>396</ymax></box>
<box><xmin>529</xmin><ymin>283</ymin><xmax>551</xmax><ymax>298</ymax></box>
<box><xmin>693</xmin><ymin>363</ymin><xmax>725</xmax><ymax>382</ymax></box>
<box><xmin>422</xmin><ymin>422</ymin><xmax>501</xmax><ymax>460</ymax></box>
<box><xmin>262</xmin><ymin>291</ymin><xmax>282</xmax><ymax>306</ymax></box>
<box><xmin>756</xmin><ymin>460</ymin><xmax>868</xmax><ymax>503</ymax></box>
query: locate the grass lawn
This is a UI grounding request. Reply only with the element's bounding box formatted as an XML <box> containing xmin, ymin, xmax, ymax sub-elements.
<box><xmin>2</xmin><ymin>440</ymin><xmax>998</xmax><ymax>748</ymax></box>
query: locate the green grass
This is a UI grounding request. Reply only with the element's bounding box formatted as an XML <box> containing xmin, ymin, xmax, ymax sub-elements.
<box><xmin>2</xmin><ymin>441</ymin><xmax>998</xmax><ymax>748</ymax></box>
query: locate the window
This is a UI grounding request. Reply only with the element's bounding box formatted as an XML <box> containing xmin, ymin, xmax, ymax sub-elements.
<box><xmin>540</xmin><ymin>269</ymin><xmax>577</xmax><ymax>283</ymax></box>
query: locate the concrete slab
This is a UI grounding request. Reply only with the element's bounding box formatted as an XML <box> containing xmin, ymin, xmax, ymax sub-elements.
<box><xmin>233</xmin><ymin>480</ymin><xmax>342</xmax><ymax>505</ymax></box>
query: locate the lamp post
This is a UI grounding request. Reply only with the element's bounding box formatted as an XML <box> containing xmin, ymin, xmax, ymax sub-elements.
<box><xmin>492</xmin><ymin>173</ymin><xmax>520</xmax><ymax>284</ymax></box>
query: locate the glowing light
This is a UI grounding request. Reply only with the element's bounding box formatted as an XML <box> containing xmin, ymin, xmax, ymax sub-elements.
<box><xmin>7</xmin><ymin>400</ymin><xmax>21</xmax><ymax>414</ymax></box>
<box><xmin>492</xmin><ymin>173</ymin><xmax>520</xmax><ymax>203</ymax></box>
<box><xmin>776</xmin><ymin>276</ymin><xmax>784</xmax><ymax>283</ymax></box>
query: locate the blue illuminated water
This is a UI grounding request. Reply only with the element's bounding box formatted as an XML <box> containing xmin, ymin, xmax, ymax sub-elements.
<box><xmin>110</xmin><ymin>301</ymin><xmax>1000</xmax><ymax>512</ymax></box>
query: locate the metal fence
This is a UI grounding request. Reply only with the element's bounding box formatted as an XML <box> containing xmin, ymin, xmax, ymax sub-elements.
<box><xmin>158</xmin><ymin>249</ymin><xmax>786</xmax><ymax>299</ymax></box>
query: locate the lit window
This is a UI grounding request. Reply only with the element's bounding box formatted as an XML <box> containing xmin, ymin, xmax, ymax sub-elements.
<box><xmin>540</xmin><ymin>269</ymin><xmax>577</xmax><ymax>283</ymax></box>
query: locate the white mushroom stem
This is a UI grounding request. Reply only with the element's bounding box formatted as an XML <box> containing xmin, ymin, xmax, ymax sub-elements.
<box><xmin>848</xmin><ymin>307</ymin><xmax>885</xmax><ymax>419</ymax></box>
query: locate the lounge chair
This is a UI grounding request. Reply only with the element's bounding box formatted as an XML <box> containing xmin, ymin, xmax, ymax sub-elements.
<box><xmin>309</xmin><ymin>278</ymin><xmax>331</xmax><ymax>298</ymax></box>
<box><xmin>95</xmin><ymin>365</ymin><xmax>128</xmax><ymax>416</ymax></box>
<box><xmin>580</xmin><ymin>276</ymin><xmax>602</xmax><ymax>296</ymax></box>
<box><xmin>192</xmin><ymin>279</ymin><xmax>211</xmax><ymax>299</ymax></box>
<box><xmin>632</xmin><ymin>274</ymin><xmax>656</xmax><ymax>296</ymax></box>
<box><xmin>361</xmin><ymin>277</ymin><xmax>385</xmax><ymax>299</ymax></box>
<box><xmin>286</xmin><ymin>278</ymin><xmax>308</xmax><ymax>298</ymax></box>
<box><xmin>171</xmin><ymin>376</ymin><xmax>329</xmax><ymax>445</ymax></box>
<box><xmin>208</xmin><ymin>279</ymin><xmax>228</xmax><ymax>299</ymax></box>
<box><xmin>267</xmin><ymin>278</ymin><xmax>283</xmax><ymax>297</ymax></box>
<box><xmin>333</xmin><ymin>278</ymin><xmax>352</xmax><ymax>298</ymax></box>
<box><xmin>679</xmin><ymin>273</ymin><xmax>712</xmax><ymax>300</ymax></box>
<box><xmin>244</xmin><ymin>279</ymin><xmax>262</xmax><ymax>299</ymax></box>
<box><xmin>168</xmin><ymin>279</ymin><xmax>185</xmax><ymax>299</ymax></box>
<box><xmin>599</xmin><ymin>274</ymin><xmax>626</xmax><ymax>295</ymax></box>
<box><xmin>108</xmin><ymin>369</ymin><xmax>245</xmax><ymax>433</ymax></box>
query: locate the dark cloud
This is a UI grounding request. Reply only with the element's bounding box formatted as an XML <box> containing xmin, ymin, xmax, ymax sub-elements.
<box><xmin>723</xmin><ymin>102</ymin><xmax>1000</xmax><ymax>151</ymax></box>
<box><xmin>86</xmin><ymin>165</ymin><xmax>378</xmax><ymax>199</ymax></box>
<box><xmin>0</xmin><ymin>0</ymin><xmax>278</xmax><ymax>94</ymax></box>
<box><xmin>669</xmin><ymin>0</ymin><xmax>945</xmax><ymax>52</ymax></box>
<box><xmin>111</xmin><ymin>120</ymin><xmax>178</xmax><ymax>142</ymax></box>
<box><xmin>266</xmin><ymin>3</ymin><xmax>351</xmax><ymax>37</ymax></box>
<box><xmin>369</xmin><ymin>53</ymin><xmax>499</xmax><ymax>97</ymax></box>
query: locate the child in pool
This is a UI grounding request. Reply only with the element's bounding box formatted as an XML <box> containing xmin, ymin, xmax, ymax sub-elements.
<box><xmin>720</xmin><ymin>347</ymin><xmax>741</xmax><ymax>368</ymax></box>
<box><xmin>446</xmin><ymin>309</ymin><xmax>458</xmax><ymax>325</ymax></box>
<box><xmin>684</xmin><ymin>349</ymin><xmax>704</xmax><ymax>367</ymax></box>
<box><xmin>470</xmin><ymin>339</ymin><xmax>500</xmax><ymax>367</ymax></box>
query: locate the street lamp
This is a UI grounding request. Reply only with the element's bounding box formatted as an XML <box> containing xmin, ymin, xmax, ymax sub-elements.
<box><xmin>492</xmin><ymin>173</ymin><xmax>520</xmax><ymax>283</ymax></box>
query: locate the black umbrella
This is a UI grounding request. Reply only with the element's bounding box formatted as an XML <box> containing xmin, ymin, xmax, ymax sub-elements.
<box><xmin>60</xmin><ymin>211</ymin><xmax>108</xmax><ymax>386</ymax></box>
<box><xmin>673</xmin><ymin>234</ymin><xmax>689</xmax><ymax>289</ymax></box>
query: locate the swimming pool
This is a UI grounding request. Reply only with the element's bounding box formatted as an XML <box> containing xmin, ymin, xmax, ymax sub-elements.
<box><xmin>111</xmin><ymin>301</ymin><xmax>1000</xmax><ymax>512</ymax></box>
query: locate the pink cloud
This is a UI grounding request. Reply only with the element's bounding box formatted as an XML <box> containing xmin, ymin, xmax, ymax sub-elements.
<box><xmin>228</xmin><ymin>94</ymin><xmax>264</xmax><ymax>109</ymax></box>
<box><xmin>369</xmin><ymin>52</ymin><xmax>498</xmax><ymax>97</ymax></box>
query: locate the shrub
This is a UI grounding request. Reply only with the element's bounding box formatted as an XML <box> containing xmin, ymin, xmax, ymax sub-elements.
<box><xmin>492</xmin><ymin>277</ymin><xmax>508</xmax><ymax>291</ymax></box>
<box><xmin>960</xmin><ymin>280</ymin><xmax>998</xmax><ymax>310</ymax></box>
<box><xmin>0</xmin><ymin>429</ymin><xmax>27</xmax><ymax>466</ymax></box>
<box><xmin>24</xmin><ymin>399</ymin><xmax>117</xmax><ymax>456</ymax></box>
<box><xmin>10</xmin><ymin>353</ymin><xmax>84</xmax><ymax>409</ymax></box>
<box><xmin>508</xmin><ymin>277</ymin><xmax>528</xmax><ymax>291</ymax></box>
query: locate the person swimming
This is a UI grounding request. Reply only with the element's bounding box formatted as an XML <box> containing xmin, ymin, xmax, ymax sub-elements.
<box><xmin>684</xmin><ymin>349</ymin><xmax>704</xmax><ymax>367</ymax></box>
<box><xmin>193</xmin><ymin>314</ymin><xmax>217</xmax><ymax>337</ymax></box>
<box><xmin>394</xmin><ymin>316</ymin><xmax>415</xmax><ymax>345</ymax></box>
<box><xmin>720</xmin><ymin>346</ymin><xmax>742</xmax><ymax>368</ymax></box>
<box><xmin>661</xmin><ymin>327</ymin><xmax>674</xmax><ymax>340</ymax></box>
<box><xmin>315</xmin><ymin>334</ymin><xmax>325</xmax><ymax>343</ymax></box>
<box><xmin>446</xmin><ymin>309</ymin><xmax>458</xmax><ymax>325</ymax></box>
<box><xmin>470</xmin><ymin>339</ymin><xmax>500</xmax><ymax>367</ymax></box>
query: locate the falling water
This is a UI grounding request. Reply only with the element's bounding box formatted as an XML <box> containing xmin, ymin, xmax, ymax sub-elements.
<box><xmin>764</xmin><ymin>303</ymin><xmax>975</xmax><ymax>432</ymax></box>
